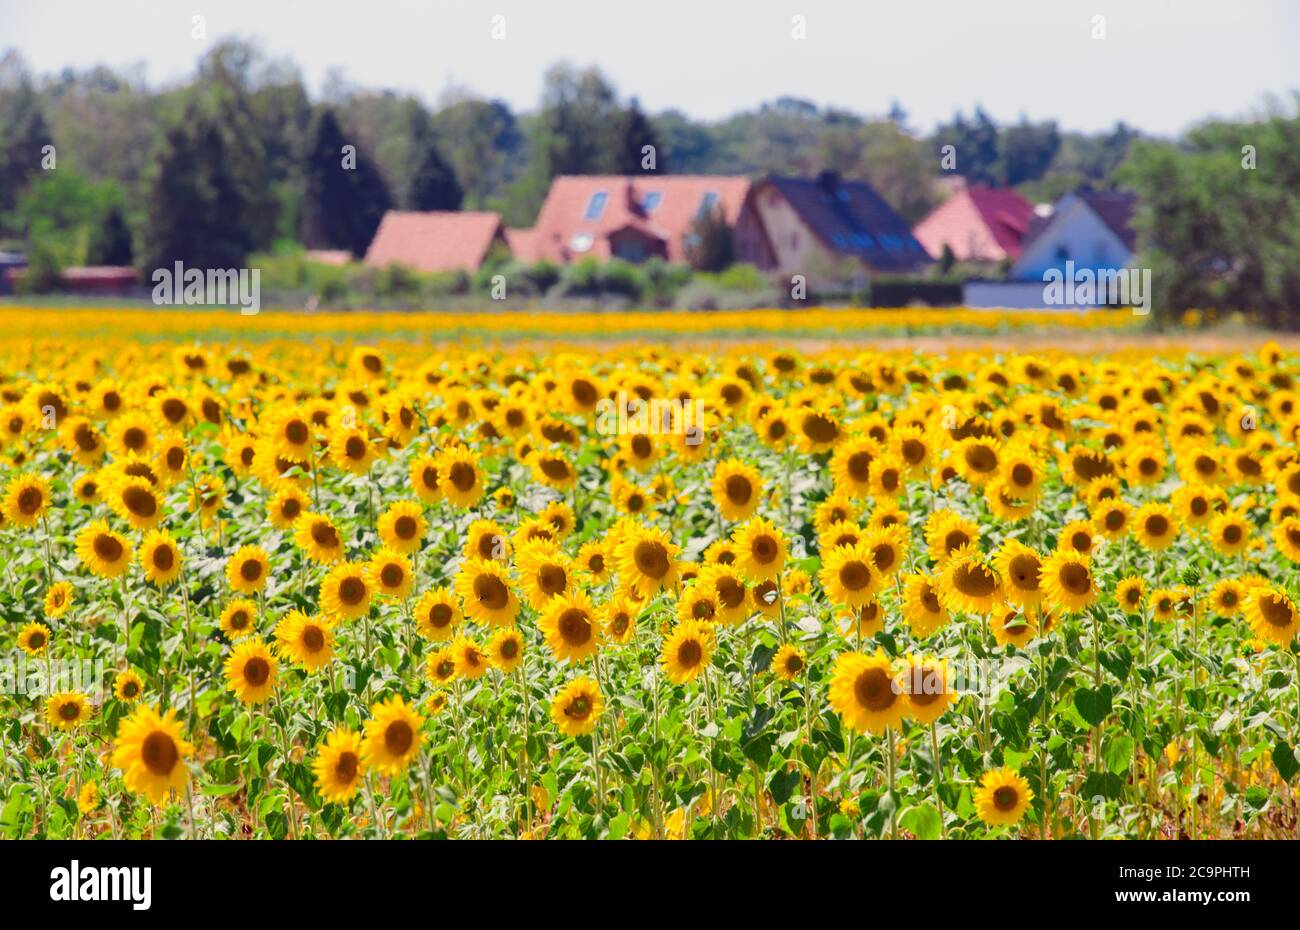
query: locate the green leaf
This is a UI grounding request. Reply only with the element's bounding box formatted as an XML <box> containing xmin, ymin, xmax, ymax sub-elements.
<box><xmin>1104</xmin><ymin>735</ymin><xmax>1135</xmax><ymax>775</ymax></box>
<box><xmin>900</xmin><ymin>803</ymin><xmax>942</xmax><ymax>840</ymax></box>
<box><xmin>1272</xmin><ymin>740</ymin><xmax>1299</xmax><ymax>782</ymax></box>
<box><xmin>1074</xmin><ymin>684</ymin><xmax>1113</xmax><ymax>727</ymax></box>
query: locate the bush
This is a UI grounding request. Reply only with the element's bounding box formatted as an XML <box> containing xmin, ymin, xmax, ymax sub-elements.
<box><xmin>552</xmin><ymin>256</ymin><xmax>648</xmax><ymax>301</ymax></box>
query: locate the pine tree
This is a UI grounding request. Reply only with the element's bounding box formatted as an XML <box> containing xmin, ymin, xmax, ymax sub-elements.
<box><xmin>408</xmin><ymin>140</ymin><xmax>463</xmax><ymax>211</ymax></box>
<box><xmin>300</xmin><ymin>108</ymin><xmax>394</xmax><ymax>256</ymax></box>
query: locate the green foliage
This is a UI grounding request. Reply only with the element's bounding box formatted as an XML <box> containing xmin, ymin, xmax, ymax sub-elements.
<box><xmin>300</xmin><ymin>108</ymin><xmax>393</xmax><ymax>257</ymax></box>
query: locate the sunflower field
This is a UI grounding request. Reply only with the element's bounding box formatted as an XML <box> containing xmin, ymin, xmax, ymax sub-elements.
<box><xmin>3</xmin><ymin>307</ymin><xmax>1300</xmax><ymax>841</ymax></box>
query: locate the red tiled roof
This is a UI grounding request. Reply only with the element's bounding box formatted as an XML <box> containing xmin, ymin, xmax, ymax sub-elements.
<box><xmin>364</xmin><ymin>211</ymin><xmax>504</xmax><ymax>273</ymax></box>
<box><xmin>516</xmin><ymin>175</ymin><xmax>751</xmax><ymax>264</ymax></box>
<box><xmin>913</xmin><ymin>186</ymin><xmax>1034</xmax><ymax>262</ymax></box>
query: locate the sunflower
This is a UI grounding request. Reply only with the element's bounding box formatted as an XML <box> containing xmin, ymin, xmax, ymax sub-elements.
<box><xmin>424</xmin><ymin>691</ymin><xmax>450</xmax><ymax>716</ymax></box>
<box><xmin>362</xmin><ymin>695</ymin><xmax>425</xmax><ymax>775</ymax></box>
<box><xmin>1056</xmin><ymin>520</ymin><xmax>1097</xmax><ymax>559</ymax></box>
<box><xmin>294</xmin><ymin>512</ymin><xmax>346</xmax><ymax>564</ymax></box>
<box><xmin>660</xmin><ymin>620</ymin><xmax>715</xmax><ymax>685</ymax></box>
<box><xmin>1115</xmin><ymin>576</ymin><xmax>1146</xmax><ymax>615</ymax></box>
<box><xmin>111</xmin><ymin>704</ymin><xmax>193</xmax><ymax>803</ymax></box>
<box><xmin>732</xmin><ymin>517</ymin><xmax>786</xmax><ymax>583</ymax></box>
<box><xmin>1245</xmin><ymin>586</ymin><xmax>1299</xmax><ymax>645</ymax></box>
<box><xmin>265</xmin><ymin>404</ymin><xmax>315</xmax><ymax>463</ymax></box>
<box><xmin>3</xmin><ymin>473</ymin><xmax>51</xmax><ymax>527</ymax></box>
<box><xmin>134</xmin><ymin>528</ymin><xmax>181</xmax><ymax>587</ymax></box>
<box><xmin>517</xmin><ymin>541</ymin><xmax>574</xmax><ymax>609</ymax></box>
<box><xmin>901</xmin><ymin>574</ymin><xmax>949</xmax><ymax>637</ymax></box>
<box><xmin>224</xmin><ymin>638</ymin><xmax>279</xmax><ymax>704</ymax></box>
<box><xmin>275</xmin><ymin>610</ymin><xmax>335</xmax><ymax>671</ymax></box>
<box><xmin>18</xmin><ymin>621</ymin><xmax>51</xmax><ymax>655</ymax></box>
<box><xmin>531</xmin><ymin>448</ymin><xmax>577</xmax><ymax>490</ymax></box>
<box><xmin>408</xmin><ymin>453</ymin><xmax>444</xmax><ymax>503</ymax></box>
<box><xmin>114</xmin><ymin>669</ymin><xmax>145</xmax><ymax>703</ymax></box>
<box><xmin>603</xmin><ymin>595</ymin><xmax>639</xmax><ymax>644</ymax></box>
<box><xmin>377</xmin><ymin>500</ymin><xmax>427</xmax><ymax>554</ymax></box>
<box><xmin>1273</xmin><ymin>516</ymin><xmax>1300</xmax><ymax>563</ymax></box>
<box><xmin>899</xmin><ymin>655</ymin><xmax>957</xmax><ymax>724</ymax></box>
<box><xmin>550</xmin><ymin>676</ymin><xmax>604</xmax><ymax>738</ymax></box>
<box><xmin>1091</xmin><ymin>498</ymin><xmax>1132</xmax><ymax>540</ymax></box>
<box><xmin>1210</xmin><ymin>578</ymin><xmax>1246</xmax><ymax>617</ymax></box>
<box><xmin>488</xmin><ymin>628</ymin><xmax>524</xmax><ymax>673</ymax></box>
<box><xmin>953</xmin><ymin>436</ymin><xmax>1001</xmax><ymax>487</ymax></box>
<box><xmin>539</xmin><ymin>590</ymin><xmax>601</xmax><ymax>664</ymax></box>
<box><xmin>77</xmin><ymin>781</ymin><xmax>101</xmax><ymax>816</ymax></box>
<box><xmin>367</xmin><ymin>547</ymin><xmax>413</xmax><ymax>600</ymax></box>
<box><xmin>974</xmin><ymin>767</ymin><xmax>1033</xmax><ymax>827</ymax></box>
<box><xmin>863</xmin><ymin>525</ymin><xmax>908</xmax><ymax>578</ymax></box>
<box><xmin>939</xmin><ymin>544</ymin><xmax>1001</xmax><ymax>615</ymax></box>
<box><xmin>319</xmin><ymin>561</ymin><xmax>372</xmax><ymax>621</ymax></box>
<box><xmin>426</xmin><ymin>647</ymin><xmax>459</xmax><ymax>687</ymax></box>
<box><xmin>830</xmin><ymin>435</ymin><xmax>879</xmax><ymax>498</ymax></box>
<box><xmin>438</xmin><ymin>446</ymin><xmax>485</xmax><ymax>508</ymax></box>
<box><xmin>819</xmin><ymin>541</ymin><xmax>880</xmax><ymax>609</ymax></box>
<box><xmin>711</xmin><ymin>458</ymin><xmax>763</xmax><ymax>522</ymax></box>
<box><xmin>1209</xmin><ymin>509</ymin><xmax>1252</xmax><ymax>557</ymax></box>
<box><xmin>327</xmin><ymin>425</ymin><xmax>375</xmax><ymax>475</ymax></box>
<box><xmin>72</xmin><ymin>473</ymin><xmax>100</xmax><ymax>505</ymax></box>
<box><xmin>575</xmin><ymin>539</ymin><xmax>611</xmax><ymax>583</ymax></box>
<box><xmin>75</xmin><ymin>519</ymin><xmax>133</xmax><ymax>578</ymax></box>
<box><xmin>43</xmin><ymin>581</ymin><xmax>73</xmax><ymax>619</ymax></box>
<box><xmin>924</xmin><ymin>510</ymin><xmax>981</xmax><ymax>564</ymax></box>
<box><xmin>465</xmin><ymin>518</ymin><xmax>509</xmax><ymax>562</ymax></box>
<box><xmin>795</xmin><ymin>405</ymin><xmax>841</xmax><ymax>454</ymax></box>
<box><xmin>454</xmin><ymin>557</ymin><xmax>519</xmax><ymax>627</ymax></box>
<box><xmin>616</xmin><ymin>523</ymin><xmax>681</xmax><ymax>594</ymax></box>
<box><xmin>451</xmin><ymin>635</ymin><xmax>490</xmax><ymax>679</ymax></box>
<box><xmin>1133</xmin><ymin>503</ymin><xmax>1180</xmax><ymax>551</ymax></box>
<box><xmin>993</xmin><ymin>539</ymin><xmax>1043</xmax><ymax>609</ymax></box>
<box><xmin>103</xmin><ymin>476</ymin><xmax>163</xmax><ymax>531</ymax></box>
<box><xmin>770</xmin><ymin>644</ymin><xmax>806</xmax><ymax>682</ymax></box>
<box><xmin>1148</xmin><ymin>588</ymin><xmax>1179</xmax><ymax>622</ymax></box>
<box><xmin>46</xmin><ymin>691</ymin><xmax>91</xmax><ymax>731</ymax></box>
<box><xmin>107</xmin><ymin>412</ymin><xmax>154</xmax><ymax>458</ymax></box>
<box><xmin>828</xmin><ymin>650</ymin><xmax>906</xmax><ymax>734</ymax></box>
<box><xmin>225</xmin><ymin>544</ymin><xmax>270</xmax><ymax>594</ymax></box>
<box><xmin>1040</xmin><ymin>550</ymin><xmax>1097</xmax><ymax>614</ymax></box>
<box><xmin>867</xmin><ymin>453</ymin><xmax>906</xmax><ymax>500</ymax></box>
<box><xmin>413</xmin><ymin>587</ymin><xmax>462</xmax><ymax>641</ymax></box>
<box><xmin>697</xmin><ymin>563</ymin><xmax>749</xmax><ymax>625</ymax></box>
<box><xmin>312</xmin><ymin>727</ymin><xmax>366</xmax><ymax>804</ymax></box>
<box><xmin>152</xmin><ymin>433</ymin><xmax>189</xmax><ymax>486</ymax></box>
<box><xmin>220</xmin><ymin>599</ymin><xmax>258</xmax><ymax>640</ymax></box>
<box><xmin>263</xmin><ymin>485</ymin><xmax>307</xmax><ymax>530</ymax></box>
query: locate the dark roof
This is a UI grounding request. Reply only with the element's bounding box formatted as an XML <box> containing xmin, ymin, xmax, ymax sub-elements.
<box><xmin>1023</xmin><ymin>189</ymin><xmax>1138</xmax><ymax>254</ymax></box>
<box><xmin>765</xmin><ymin>172</ymin><xmax>930</xmax><ymax>272</ymax></box>
<box><xmin>1077</xmin><ymin>190</ymin><xmax>1137</xmax><ymax>250</ymax></box>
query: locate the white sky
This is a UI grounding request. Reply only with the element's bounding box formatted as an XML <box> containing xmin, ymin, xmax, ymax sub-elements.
<box><xmin>4</xmin><ymin>0</ymin><xmax>1297</xmax><ymax>135</ymax></box>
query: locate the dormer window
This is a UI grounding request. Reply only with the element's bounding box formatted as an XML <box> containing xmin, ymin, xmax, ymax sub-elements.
<box><xmin>697</xmin><ymin>191</ymin><xmax>719</xmax><ymax>217</ymax></box>
<box><xmin>584</xmin><ymin>192</ymin><xmax>608</xmax><ymax>220</ymax></box>
<box><xmin>641</xmin><ymin>191</ymin><xmax>662</xmax><ymax>212</ymax></box>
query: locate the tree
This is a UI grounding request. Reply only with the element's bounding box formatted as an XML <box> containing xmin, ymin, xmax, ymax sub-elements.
<box><xmin>609</xmin><ymin>97</ymin><xmax>662</xmax><ymax>174</ymax></box>
<box><xmin>432</xmin><ymin>93</ymin><xmax>524</xmax><ymax>207</ymax></box>
<box><xmin>408</xmin><ymin>140</ymin><xmax>463</xmax><ymax>211</ymax></box>
<box><xmin>684</xmin><ymin>206</ymin><xmax>734</xmax><ymax>272</ymax></box>
<box><xmin>932</xmin><ymin>108</ymin><xmax>1000</xmax><ymax>185</ymax></box>
<box><xmin>0</xmin><ymin>51</ymin><xmax>55</xmax><ymax>226</ymax></box>
<box><xmin>88</xmin><ymin>205</ymin><xmax>134</xmax><ymax>265</ymax></box>
<box><xmin>300</xmin><ymin>108</ymin><xmax>393</xmax><ymax>257</ymax></box>
<box><xmin>139</xmin><ymin>106</ymin><xmax>257</xmax><ymax>271</ymax></box>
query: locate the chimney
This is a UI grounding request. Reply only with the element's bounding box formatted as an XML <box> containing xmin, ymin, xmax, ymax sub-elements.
<box><xmin>816</xmin><ymin>170</ymin><xmax>840</xmax><ymax>194</ymax></box>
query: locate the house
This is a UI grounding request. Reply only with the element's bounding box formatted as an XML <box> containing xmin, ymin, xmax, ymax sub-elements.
<box><xmin>364</xmin><ymin>211</ymin><xmax>507</xmax><ymax>274</ymax></box>
<box><xmin>506</xmin><ymin>175</ymin><xmax>751</xmax><ymax>265</ymax></box>
<box><xmin>735</xmin><ymin>172</ymin><xmax>930</xmax><ymax>279</ymax></box>
<box><xmin>964</xmin><ymin>189</ymin><xmax>1139</xmax><ymax>309</ymax></box>
<box><xmin>912</xmin><ymin>184</ymin><xmax>1035</xmax><ymax>264</ymax></box>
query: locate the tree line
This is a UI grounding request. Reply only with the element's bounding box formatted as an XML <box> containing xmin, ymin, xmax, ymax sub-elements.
<box><xmin>1</xmin><ymin>40</ymin><xmax>1297</xmax><ymax>326</ymax></box>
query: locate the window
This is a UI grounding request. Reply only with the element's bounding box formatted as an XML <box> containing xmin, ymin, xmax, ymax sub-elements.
<box><xmin>697</xmin><ymin>191</ymin><xmax>719</xmax><ymax>216</ymax></box>
<box><xmin>584</xmin><ymin>191</ymin><xmax>608</xmax><ymax>220</ymax></box>
<box><xmin>641</xmin><ymin>191</ymin><xmax>662</xmax><ymax>212</ymax></box>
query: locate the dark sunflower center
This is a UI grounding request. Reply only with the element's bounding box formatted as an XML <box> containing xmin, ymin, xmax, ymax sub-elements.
<box><xmin>854</xmin><ymin>668</ymin><xmax>896</xmax><ymax>711</ymax></box>
<box><xmin>141</xmin><ymin>731</ymin><xmax>179</xmax><ymax>776</ymax></box>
